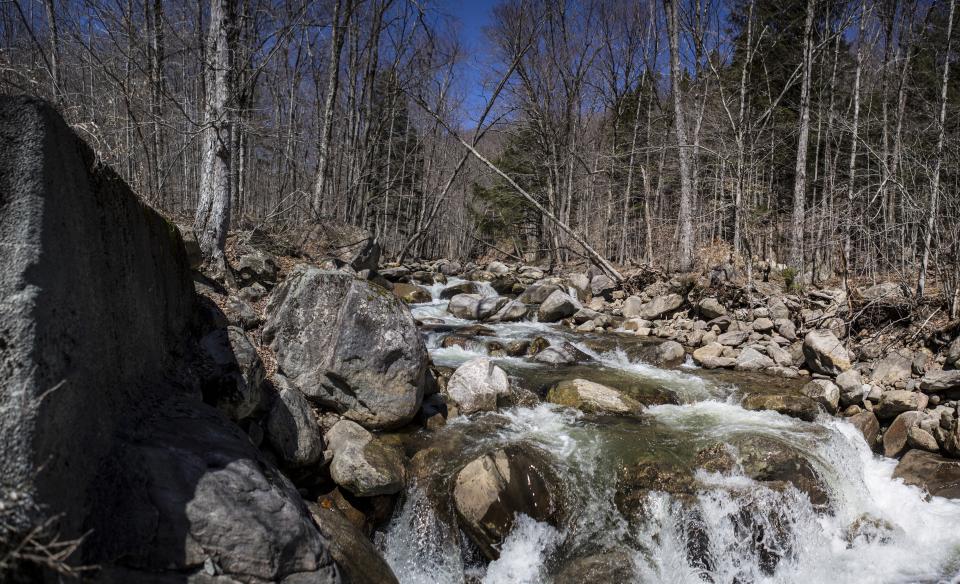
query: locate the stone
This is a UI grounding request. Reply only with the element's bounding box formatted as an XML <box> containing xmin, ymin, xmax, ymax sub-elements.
<box><xmin>803</xmin><ymin>330</ymin><xmax>852</xmax><ymax>376</ymax></box>
<box><xmin>547</xmin><ymin>379</ymin><xmax>643</xmax><ymax>415</ymax></box>
<box><xmin>439</xmin><ymin>281</ymin><xmax>479</xmax><ymax>299</ymax></box>
<box><xmin>907</xmin><ymin>424</ymin><xmax>939</xmax><ymax>452</ymax></box>
<box><xmin>518</xmin><ymin>282</ymin><xmax>563</xmax><ymax>304</ymax></box>
<box><xmin>874</xmin><ymin>390</ymin><xmax>929</xmax><ymax>420</ymax></box>
<box><xmin>800</xmin><ymin>379</ymin><xmax>840</xmax><ymax>414</ymax></box>
<box><xmin>477</xmin><ymin>296</ymin><xmax>509</xmax><ymax>320</ymax></box>
<box><xmin>307</xmin><ymin>503</ymin><xmax>399</xmax><ymax>584</ymax></box>
<box><xmin>741</xmin><ymin>393</ymin><xmax>821</xmax><ymax>422</ymax></box>
<box><xmin>590</xmin><ymin>275</ymin><xmax>616</xmax><ymax>297</ymax></box>
<box><xmin>392</xmin><ymin>282</ymin><xmax>432</xmax><ymax>303</ymax></box>
<box><xmin>848</xmin><ymin>411</ymin><xmax>880</xmax><ymax>448</ymax></box>
<box><xmin>265</xmin><ymin>376</ymin><xmax>324</xmax><ymax>467</ymax></box>
<box><xmin>533</xmin><ymin>342</ymin><xmax>591</xmax><ymax>365</ymax></box>
<box><xmin>698</xmin><ymin>297</ymin><xmax>726</xmax><ymax>320</ymax></box>
<box><xmin>447</xmin><ymin>293</ymin><xmax>483</xmax><ymax>319</ymax></box>
<box><xmin>445</xmin><ymin>357</ymin><xmax>510</xmax><ymax>414</ymax></box>
<box><xmin>553</xmin><ymin>549</ymin><xmax>638</xmax><ymax>584</ymax></box>
<box><xmin>883</xmin><ymin>412</ymin><xmax>919</xmax><ymax>458</ymax></box>
<box><xmin>735</xmin><ymin>347</ymin><xmax>776</xmax><ymax>371</ymax></box>
<box><xmin>236</xmin><ymin>248</ymin><xmax>279</xmax><ymax>286</ymax></box>
<box><xmin>489</xmin><ymin>299</ymin><xmax>529</xmax><ymax>322</ymax></box>
<box><xmin>224</xmin><ymin>295</ymin><xmax>261</xmax><ymax>330</ymax></box>
<box><xmin>920</xmin><ymin>370</ymin><xmax>960</xmax><ymax>392</ymax></box>
<box><xmin>452</xmin><ymin>444</ymin><xmax>564</xmax><ymax>559</ymax></box>
<box><xmin>768</xmin><ymin>298</ymin><xmax>791</xmax><ymax>321</ymax></box>
<box><xmin>239</xmin><ymin>282</ymin><xmax>268</xmax><ymax>303</ymax></box>
<box><xmin>199</xmin><ymin>326</ymin><xmax>266</xmax><ymax>422</ymax></box>
<box><xmin>860</xmin><ymin>282</ymin><xmax>906</xmax><ymax>301</ymax></box>
<box><xmin>836</xmin><ymin>369</ymin><xmax>865</xmax><ymax>406</ymax></box>
<box><xmin>947</xmin><ymin>336</ymin><xmax>960</xmax><ymax>368</ymax></box>
<box><xmin>871</xmin><ymin>351</ymin><xmax>914</xmax><ymax>386</ymax></box>
<box><xmin>718</xmin><ymin>330</ymin><xmax>750</xmax><ymax>346</ymax></box>
<box><xmin>656</xmin><ymin>340</ymin><xmax>686</xmax><ymax>366</ymax></box>
<box><xmin>326</xmin><ymin>420</ymin><xmax>406</xmax><ymax>497</ymax></box>
<box><xmin>263</xmin><ymin>267</ymin><xmax>428</xmax><ymax>429</ymax></box>
<box><xmin>767</xmin><ymin>343</ymin><xmax>794</xmax><ymax>367</ymax></box>
<box><xmin>566</xmin><ymin>273</ymin><xmax>591</xmax><ymax>299</ymax></box>
<box><xmin>632</xmin><ymin>293</ymin><xmax>685</xmax><ymax>320</ymax></box>
<box><xmin>775</xmin><ymin>318</ymin><xmax>797</xmax><ymax>341</ymax></box>
<box><xmin>892</xmin><ymin>450</ymin><xmax>960</xmax><ymax>498</ymax></box>
<box><xmin>487</xmin><ymin>261</ymin><xmax>509</xmax><ymax>275</ymax></box>
<box><xmin>538</xmin><ymin>290</ymin><xmax>580</xmax><ymax>322</ymax></box>
<box><xmin>752</xmin><ymin>317</ymin><xmax>775</xmax><ymax>333</ymax></box>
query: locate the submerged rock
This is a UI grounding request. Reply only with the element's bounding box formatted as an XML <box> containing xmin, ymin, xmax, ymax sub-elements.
<box><xmin>264</xmin><ymin>267</ymin><xmax>428</xmax><ymax>429</ymax></box>
<box><xmin>452</xmin><ymin>444</ymin><xmax>565</xmax><ymax>559</ymax></box>
<box><xmin>546</xmin><ymin>379</ymin><xmax>643</xmax><ymax>415</ymax></box>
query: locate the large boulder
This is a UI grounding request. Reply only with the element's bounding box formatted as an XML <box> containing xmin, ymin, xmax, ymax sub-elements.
<box><xmin>489</xmin><ymin>299</ymin><xmax>529</xmax><ymax>322</ymax></box>
<box><xmin>439</xmin><ymin>281</ymin><xmax>479</xmax><ymax>299</ymax></box>
<box><xmin>538</xmin><ymin>290</ymin><xmax>580</xmax><ymax>322</ymax></box>
<box><xmin>0</xmin><ymin>96</ymin><xmax>340</xmax><ymax>582</ymax></box>
<box><xmin>518</xmin><ymin>282</ymin><xmax>563</xmax><ymax>304</ymax></box>
<box><xmin>546</xmin><ymin>379</ymin><xmax>643</xmax><ymax>415</ymax></box>
<box><xmin>307</xmin><ymin>503</ymin><xmax>399</xmax><ymax>584</ymax></box>
<box><xmin>892</xmin><ymin>450</ymin><xmax>960</xmax><ymax>499</ymax></box>
<box><xmin>445</xmin><ymin>357</ymin><xmax>510</xmax><ymax>414</ymax></box>
<box><xmin>741</xmin><ymin>393</ymin><xmax>821</xmax><ymax>422</ymax></box>
<box><xmin>735</xmin><ymin>347</ymin><xmax>775</xmax><ymax>371</ymax></box>
<box><xmin>698</xmin><ymin>297</ymin><xmax>726</xmax><ymax>320</ymax></box>
<box><xmin>452</xmin><ymin>444</ymin><xmax>565</xmax><ymax>559</ymax></box>
<box><xmin>326</xmin><ymin>420</ymin><xmax>406</xmax><ymax>497</ymax></box>
<box><xmin>874</xmin><ymin>390</ymin><xmax>928</xmax><ymax>420</ymax></box>
<box><xmin>264</xmin><ymin>267</ymin><xmax>428</xmax><ymax>429</ymax></box>
<box><xmin>392</xmin><ymin>282</ymin><xmax>432</xmax><ymax>304</ymax></box>
<box><xmin>802</xmin><ymin>330</ymin><xmax>852</xmax><ymax>376</ymax></box>
<box><xmin>630</xmin><ymin>293</ymin><xmax>684</xmax><ymax>320</ymax></box>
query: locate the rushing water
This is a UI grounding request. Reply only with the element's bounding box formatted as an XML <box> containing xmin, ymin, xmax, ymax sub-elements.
<box><xmin>379</xmin><ymin>281</ymin><xmax>960</xmax><ymax>584</ymax></box>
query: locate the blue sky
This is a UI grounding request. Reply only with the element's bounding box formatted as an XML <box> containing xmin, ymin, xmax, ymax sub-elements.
<box><xmin>439</xmin><ymin>0</ymin><xmax>499</xmax><ymax>122</ymax></box>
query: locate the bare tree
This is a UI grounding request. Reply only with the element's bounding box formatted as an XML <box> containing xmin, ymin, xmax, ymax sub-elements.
<box><xmin>665</xmin><ymin>0</ymin><xmax>694</xmax><ymax>271</ymax></box>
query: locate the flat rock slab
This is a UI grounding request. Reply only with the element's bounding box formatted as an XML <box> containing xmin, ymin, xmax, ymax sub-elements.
<box><xmin>893</xmin><ymin>450</ymin><xmax>960</xmax><ymax>499</ymax></box>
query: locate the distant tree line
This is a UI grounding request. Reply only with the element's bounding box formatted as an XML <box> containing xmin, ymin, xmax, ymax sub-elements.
<box><xmin>1</xmin><ymin>0</ymin><xmax>958</xmax><ymax>314</ymax></box>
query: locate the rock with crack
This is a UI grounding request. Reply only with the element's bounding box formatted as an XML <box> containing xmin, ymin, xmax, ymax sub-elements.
<box><xmin>326</xmin><ymin>419</ymin><xmax>406</xmax><ymax>497</ymax></box>
<box><xmin>264</xmin><ymin>266</ymin><xmax>428</xmax><ymax>430</ymax></box>
<box><xmin>445</xmin><ymin>357</ymin><xmax>511</xmax><ymax>414</ymax></box>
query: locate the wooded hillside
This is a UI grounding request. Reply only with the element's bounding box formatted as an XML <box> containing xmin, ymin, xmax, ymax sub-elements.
<box><xmin>2</xmin><ymin>0</ymin><xmax>958</xmax><ymax>314</ymax></box>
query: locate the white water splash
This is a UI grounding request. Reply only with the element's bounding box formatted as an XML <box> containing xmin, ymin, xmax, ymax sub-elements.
<box><xmin>482</xmin><ymin>515</ymin><xmax>560</xmax><ymax>584</ymax></box>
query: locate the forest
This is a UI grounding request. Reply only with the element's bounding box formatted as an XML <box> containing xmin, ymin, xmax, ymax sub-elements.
<box><xmin>3</xmin><ymin>0</ymin><xmax>959</xmax><ymax>309</ymax></box>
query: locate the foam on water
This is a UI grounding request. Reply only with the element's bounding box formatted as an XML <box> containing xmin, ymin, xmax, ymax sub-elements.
<box><xmin>481</xmin><ymin>515</ymin><xmax>560</xmax><ymax>584</ymax></box>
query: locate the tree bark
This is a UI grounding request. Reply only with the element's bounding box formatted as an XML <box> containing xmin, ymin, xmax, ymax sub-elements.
<box><xmin>917</xmin><ymin>0</ymin><xmax>955</xmax><ymax>297</ymax></box>
<box><xmin>789</xmin><ymin>0</ymin><xmax>817</xmax><ymax>271</ymax></box>
<box><xmin>666</xmin><ymin>0</ymin><xmax>695</xmax><ymax>271</ymax></box>
<box><xmin>194</xmin><ymin>0</ymin><xmax>235</xmax><ymax>261</ymax></box>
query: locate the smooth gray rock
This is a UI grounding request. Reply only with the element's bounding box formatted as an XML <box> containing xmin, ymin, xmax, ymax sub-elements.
<box><xmin>871</xmin><ymin>351</ymin><xmax>914</xmax><ymax>386</ymax></box>
<box><xmin>447</xmin><ymin>293</ymin><xmax>482</xmax><ymax>319</ymax></box>
<box><xmin>445</xmin><ymin>357</ymin><xmax>510</xmax><ymax>414</ymax></box>
<box><xmin>538</xmin><ymin>290</ymin><xmax>580</xmax><ymax>322</ymax></box>
<box><xmin>801</xmin><ymin>379</ymin><xmax>840</xmax><ymax>414</ymax></box>
<box><xmin>836</xmin><ymin>369</ymin><xmax>865</xmax><ymax>406</ymax></box>
<box><xmin>893</xmin><ymin>450</ymin><xmax>960</xmax><ymax>498</ymax></box>
<box><xmin>533</xmin><ymin>342</ymin><xmax>592</xmax><ymax>365</ymax></box>
<box><xmin>266</xmin><ymin>376</ymin><xmax>324</xmax><ymax>467</ymax></box>
<box><xmin>489</xmin><ymin>299</ymin><xmax>529</xmax><ymax>322</ymax></box>
<box><xmin>718</xmin><ymin>330</ymin><xmax>750</xmax><ymax>346</ymax></box>
<box><xmin>735</xmin><ymin>347</ymin><xmax>776</xmax><ymax>371</ymax></box>
<box><xmin>439</xmin><ymin>281</ymin><xmax>479</xmax><ymax>299</ymax></box>
<box><xmin>698</xmin><ymin>297</ymin><xmax>726</xmax><ymax>320</ymax></box>
<box><xmin>237</xmin><ymin>248</ymin><xmax>279</xmax><ymax>286</ymax></box>
<box><xmin>546</xmin><ymin>379</ymin><xmax>642</xmax><ymax>415</ymax></box>
<box><xmin>590</xmin><ymin>275</ymin><xmax>616</xmax><ymax>297</ymax></box>
<box><xmin>326</xmin><ymin>420</ymin><xmax>406</xmax><ymax>497</ymax></box>
<box><xmin>264</xmin><ymin>267</ymin><xmax>428</xmax><ymax>429</ymax></box>
<box><xmin>947</xmin><ymin>336</ymin><xmax>960</xmax><ymax>368</ymax></box>
<box><xmin>307</xmin><ymin>503</ymin><xmax>399</xmax><ymax>584</ymax></box>
<box><xmin>518</xmin><ymin>282</ymin><xmax>563</xmax><ymax>304</ymax></box>
<box><xmin>632</xmin><ymin>293</ymin><xmax>684</xmax><ymax>320</ymax></box>
<box><xmin>803</xmin><ymin>330</ymin><xmax>851</xmax><ymax>376</ymax></box>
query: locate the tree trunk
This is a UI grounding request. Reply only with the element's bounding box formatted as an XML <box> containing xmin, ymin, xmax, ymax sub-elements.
<box><xmin>666</xmin><ymin>0</ymin><xmax>695</xmax><ymax>271</ymax></box>
<box><xmin>789</xmin><ymin>0</ymin><xmax>817</xmax><ymax>271</ymax></box>
<box><xmin>194</xmin><ymin>0</ymin><xmax>235</xmax><ymax>262</ymax></box>
<box><xmin>917</xmin><ymin>0</ymin><xmax>955</xmax><ymax>297</ymax></box>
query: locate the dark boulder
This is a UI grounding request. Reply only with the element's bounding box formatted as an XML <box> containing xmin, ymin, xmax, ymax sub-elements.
<box><xmin>264</xmin><ymin>267</ymin><xmax>428</xmax><ymax>429</ymax></box>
